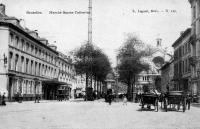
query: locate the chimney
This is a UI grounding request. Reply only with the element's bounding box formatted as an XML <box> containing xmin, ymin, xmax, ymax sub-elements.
<box><xmin>0</xmin><ymin>3</ymin><xmax>5</xmax><ymax>16</ymax></box>
<box><xmin>48</xmin><ymin>44</ymin><xmax>57</xmax><ymax>51</ymax></box>
<box><xmin>4</xmin><ymin>17</ymin><xmax>20</xmax><ymax>26</ymax></box>
<box><xmin>180</xmin><ymin>31</ymin><xmax>184</xmax><ymax>35</ymax></box>
<box><xmin>28</xmin><ymin>30</ymin><xmax>39</xmax><ymax>39</ymax></box>
<box><xmin>39</xmin><ymin>38</ymin><xmax>49</xmax><ymax>45</ymax></box>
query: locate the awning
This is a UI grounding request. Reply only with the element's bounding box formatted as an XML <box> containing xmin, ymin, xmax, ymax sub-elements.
<box><xmin>42</xmin><ymin>79</ymin><xmax>68</xmax><ymax>87</ymax></box>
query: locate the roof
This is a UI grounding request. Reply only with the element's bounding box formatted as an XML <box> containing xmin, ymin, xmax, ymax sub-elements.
<box><xmin>160</xmin><ymin>61</ymin><xmax>173</xmax><ymax>70</ymax></box>
<box><xmin>172</xmin><ymin>28</ymin><xmax>191</xmax><ymax>47</ymax></box>
<box><xmin>42</xmin><ymin>79</ymin><xmax>69</xmax><ymax>86</ymax></box>
<box><xmin>0</xmin><ymin>21</ymin><xmax>59</xmax><ymax>54</ymax></box>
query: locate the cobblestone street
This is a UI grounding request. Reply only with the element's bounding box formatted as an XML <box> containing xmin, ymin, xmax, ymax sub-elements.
<box><xmin>0</xmin><ymin>100</ymin><xmax>200</xmax><ymax>129</ymax></box>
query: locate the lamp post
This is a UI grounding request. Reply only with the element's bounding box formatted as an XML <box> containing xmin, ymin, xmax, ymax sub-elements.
<box><xmin>34</xmin><ymin>78</ymin><xmax>39</xmax><ymax>103</ymax></box>
<box><xmin>115</xmin><ymin>72</ymin><xmax>119</xmax><ymax>101</ymax></box>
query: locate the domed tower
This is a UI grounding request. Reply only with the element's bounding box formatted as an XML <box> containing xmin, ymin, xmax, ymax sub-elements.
<box><xmin>156</xmin><ymin>38</ymin><xmax>162</xmax><ymax>48</ymax></box>
<box><xmin>0</xmin><ymin>3</ymin><xmax>5</xmax><ymax>16</ymax></box>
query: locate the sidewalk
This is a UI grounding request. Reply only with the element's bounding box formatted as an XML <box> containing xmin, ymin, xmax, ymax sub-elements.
<box><xmin>191</xmin><ymin>103</ymin><xmax>200</xmax><ymax>108</ymax></box>
<box><xmin>5</xmin><ymin>99</ymin><xmax>65</xmax><ymax>105</ymax></box>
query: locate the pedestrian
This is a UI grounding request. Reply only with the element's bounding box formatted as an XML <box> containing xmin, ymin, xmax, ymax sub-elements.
<box><xmin>35</xmin><ymin>94</ymin><xmax>40</xmax><ymax>103</ymax></box>
<box><xmin>2</xmin><ymin>92</ymin><xmax>6</xmax><ymax>106</ymax></box>
<box><xmin>108</xmin><ymin>94</ymin><xmax>112</xmax><ymax>105</ymax></box>
<box><xmin>123</xmin><ymin>95</ymin><xmax>127</xmax><ymax>105</ymax></box>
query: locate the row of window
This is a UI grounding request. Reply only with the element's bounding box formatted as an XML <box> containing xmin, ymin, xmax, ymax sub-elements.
<box><xmin>9</xmin><ymin>33</ymin><xmax>56</xmax><ymax>65</ymax></box>
<box><xmin>58</xmin><ymin>60</ymin><xmax>75</xmax><ymax>74</ymax></box>
<box><xmin>13</xmin><ymin>78</ymin><xmax>42</xmax><ymax>95</ymax></box>
<box><xmin>174</xmin><ymin>42</ymin><xmax>190</xmax><ymax>60</ymax></box>
<box><xmin>138</xmin><ymin>76</ymin><xmax>151</xmax><ymax>82</ymax></box>
<box><xmin>59</xmin><ymin>73</ymin><xmax>86</xmax><ymax>85</ymax></box>
<box><xmin>59</xmin><ymin>73</ymin><xmax>73</xmax><ymax>83</ymax></box>
<box><xmin>192</xmin><ymin>2</ymin><xmax>200</xmax><ymax>21</ymax></box>
<box><xmin>9</xmin><ymin>51</ymin><xmax>58</xmax><ymax>79</ymax></box>
<box><xmin>174</xmin><ymin>57</ymin><xmax>191</xmax><ymax>77</ymax></box>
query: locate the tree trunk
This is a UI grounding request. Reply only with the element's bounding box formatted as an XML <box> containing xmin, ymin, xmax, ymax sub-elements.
<box><xmin>90</xmin><ymin>75</ymin><xmax>92</xmax><ymax>88</ymax></box>
<box><xmin>127</xmin><ymin>80</ymin><xmax>132</xmax><ymax>101</ymax></box>
<box><xmin>86</xmin><ymin>73</ymin><xmax>88</xmax><ymax>88</ymax></box>
<box><xmin>85</xmin><ymin>73</ymin><xmax>89</xmax><ymax>101</ymax></box>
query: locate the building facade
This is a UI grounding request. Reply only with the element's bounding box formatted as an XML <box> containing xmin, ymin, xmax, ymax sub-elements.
<box><xmin>135</xmin><ymin>71</ymin><xmax>158</xmax><ymax>92</ymax></box>
<box><xmin>160</xmin><ymin>60</ymin><xmax>174</xmax><ymax>92</ymax></box>
<box><xmin>135</xmin><ymin>38</ymin><xmax>170</xmax><ymax>93</ymax></box>
<box><xmin>172</xmin><ymin>28</ymin><xmax>191</xmax><ymax>92</ymax></box>
<box><xmin>57</xmin><ymin>52</ymin><xmax>75</xmax><ymax>99</ymax></box>
<box><xmin>0</xmin><ymin>3</ymin><xmax>78</xmax><ymax>101</ymax></box>
<box><xmin>188</xmin><ymin>0</ymin><xmax>200</xmax><ymax>96</ymax></box>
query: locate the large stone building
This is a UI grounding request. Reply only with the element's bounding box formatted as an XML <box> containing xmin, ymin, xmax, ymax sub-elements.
<box><xmin>188</xmin><ymin>0</ymin><xmax>200</xmax><ymax>96</ymax></box>
<box><xmin>172</xmin><ymin>28</ymin><xmax>191</xmax><ymax>92</ymax></box>
<box><xmin>0</xmin><ymin>3</ymin><xmax>78</xmax><ymax>101</ymax></box>
<box><xmin>135</xmin><ymin>38</ymin><xmax>170</xmax><ymax>92</ymax></box>
<box><xmin>57</xmin><ymin>52</ymin><xmax>75</xmax><ymax>99</ymax></box>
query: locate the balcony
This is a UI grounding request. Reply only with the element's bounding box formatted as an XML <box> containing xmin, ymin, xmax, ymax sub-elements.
<box><xmin>189</xmin><ymin>56</ymin><xmax>197</xmax><ymax>66</ymax></box>
<box><xmin>189</xmin><ymin>35</ymin><xmax>196</xmax><ymax>45</ymax></box>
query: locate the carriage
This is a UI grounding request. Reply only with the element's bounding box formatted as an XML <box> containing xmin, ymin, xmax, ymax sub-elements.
<box><xmin>140</xmin><ymin>93</ymin><xmax>159</xmax><ymax>112</ymax></box>
<box><xmin>163</xmin><ymin>91</ymin><xmax>189</xmax><ymax>112</ymax></box>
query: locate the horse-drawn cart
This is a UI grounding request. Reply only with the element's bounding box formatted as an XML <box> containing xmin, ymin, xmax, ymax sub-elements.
<box><xmin>140</xmin><ymin>93</ymin><xmax>159</xmax><ymax>112</ymax></box>
<box><xmin>163</xmin><ymin>91</ymin><xmax>188</xmax><ymax>112</ymax></box>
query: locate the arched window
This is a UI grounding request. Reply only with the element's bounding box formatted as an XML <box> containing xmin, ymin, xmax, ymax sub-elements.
<box><xmin>9</xmin><ymin>33</ymin><xmax>14</xmax><ymax>46</ymax></box>
<box><xmin>9</xmin><ymin>52</ymin><xmax>13</xmax><ymax>70</ymax></box>
<box><xmin>26</xmin><ymin>58</ymin><xmax>29</xmax><ymax>74</ymax></box>
<box><xmin>15</xmin><ymin>54</ymin><xmax>19</xmax><ymax>71</ymax></box>
<box><xmin>35</xmin><ymin>62</ymin><xmax>37</xmax><ymax>75</ymax></box>
<box><xmin>21</xmin><ymin>56</ymin><xmax>25</xmax><ymax>72</ymax></box>
<box><xmin>38</xmin><ymin>63</ymin><xmax>41</xmax><ymax>76</ymax></box>
<box><xmin>15</xmin><ymin>36</ymin><xmax>19</xmax><ymax>48</ymax></box>
<box><xmin>31</xmin><ymin>60</ymin><xmax>33</xmax><ymax>75</ymax></box>
<box><xmin>26</xmin><ymin>42</ymin><xmax>29</xmax><ymax>52</ymax></box>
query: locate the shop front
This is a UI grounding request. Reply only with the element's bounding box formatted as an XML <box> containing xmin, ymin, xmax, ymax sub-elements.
<box><xmin>42</xmin><ymin>79</ymin><xmax>68</xmax><ymax>100</ymax></box>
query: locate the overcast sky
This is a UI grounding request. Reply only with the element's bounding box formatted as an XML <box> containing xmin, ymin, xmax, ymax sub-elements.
<box><xmin>2</xmin><ymin>0</ymin><xmax>191</xmax><ymax>66</ymax></box>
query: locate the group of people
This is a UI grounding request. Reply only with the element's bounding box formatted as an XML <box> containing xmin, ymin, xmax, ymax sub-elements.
<box><xmin>105</xmin><ymin>91</ymin><xmax>128</xmax><ymax>106</ymax></box>
<box><xmin>0</xmin><ymin>92</ymin><xmax>6</xmax><ymax>106</ymax></box>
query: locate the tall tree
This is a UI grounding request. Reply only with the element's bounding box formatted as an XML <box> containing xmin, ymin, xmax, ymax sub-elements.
<box><xmin>117</xmin><ymin>34</ymin><xmax>150</xmax><ymax>101</ymax></box>
<box><xmin>72</xmin><ymin>42</ymin><xmax>111</xmax><ymax>99</ymax></box>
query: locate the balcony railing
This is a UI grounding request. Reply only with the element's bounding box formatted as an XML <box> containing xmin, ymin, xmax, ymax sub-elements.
<box><xmin>189</xmin><ymin>35</ymin><xmax>196</xmax><ymax>45</ymax></box>
<box><xmin>189</xmin><ymin>56</ymin><xmax>198</xmax><ymax>66</ymax></box>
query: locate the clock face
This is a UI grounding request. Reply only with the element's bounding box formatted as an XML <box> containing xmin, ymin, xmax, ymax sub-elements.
<box><xmin>152</xmin><ymin>56</ymin><xmax>164</xmax><ymax>68</ymax></box>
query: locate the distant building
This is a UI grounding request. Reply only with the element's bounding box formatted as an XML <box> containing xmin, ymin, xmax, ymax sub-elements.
<box><xmin>57</xmin><ymin>52</ymin><xmax>75</xmax><ymax>99</ymax></box>
<box><xmin>172</xmin><ymin>28</ymin><xmax>191</xmax><ymax>92</ymax></box>
<box><xmin>135</xmin><ymin>71</ymin><xmax>158</xmax><ymax>92</ymax></box>
<box><xmin>135</xmin><ymin>38</ymin><xmax>171</xmax><ymax>92</ymax></box>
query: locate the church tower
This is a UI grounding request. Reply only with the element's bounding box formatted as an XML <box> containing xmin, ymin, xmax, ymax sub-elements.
<box><xmin>156</xmin><ymin>38</ymin><xmax>162</xmax><ymax>48</ymax></box>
